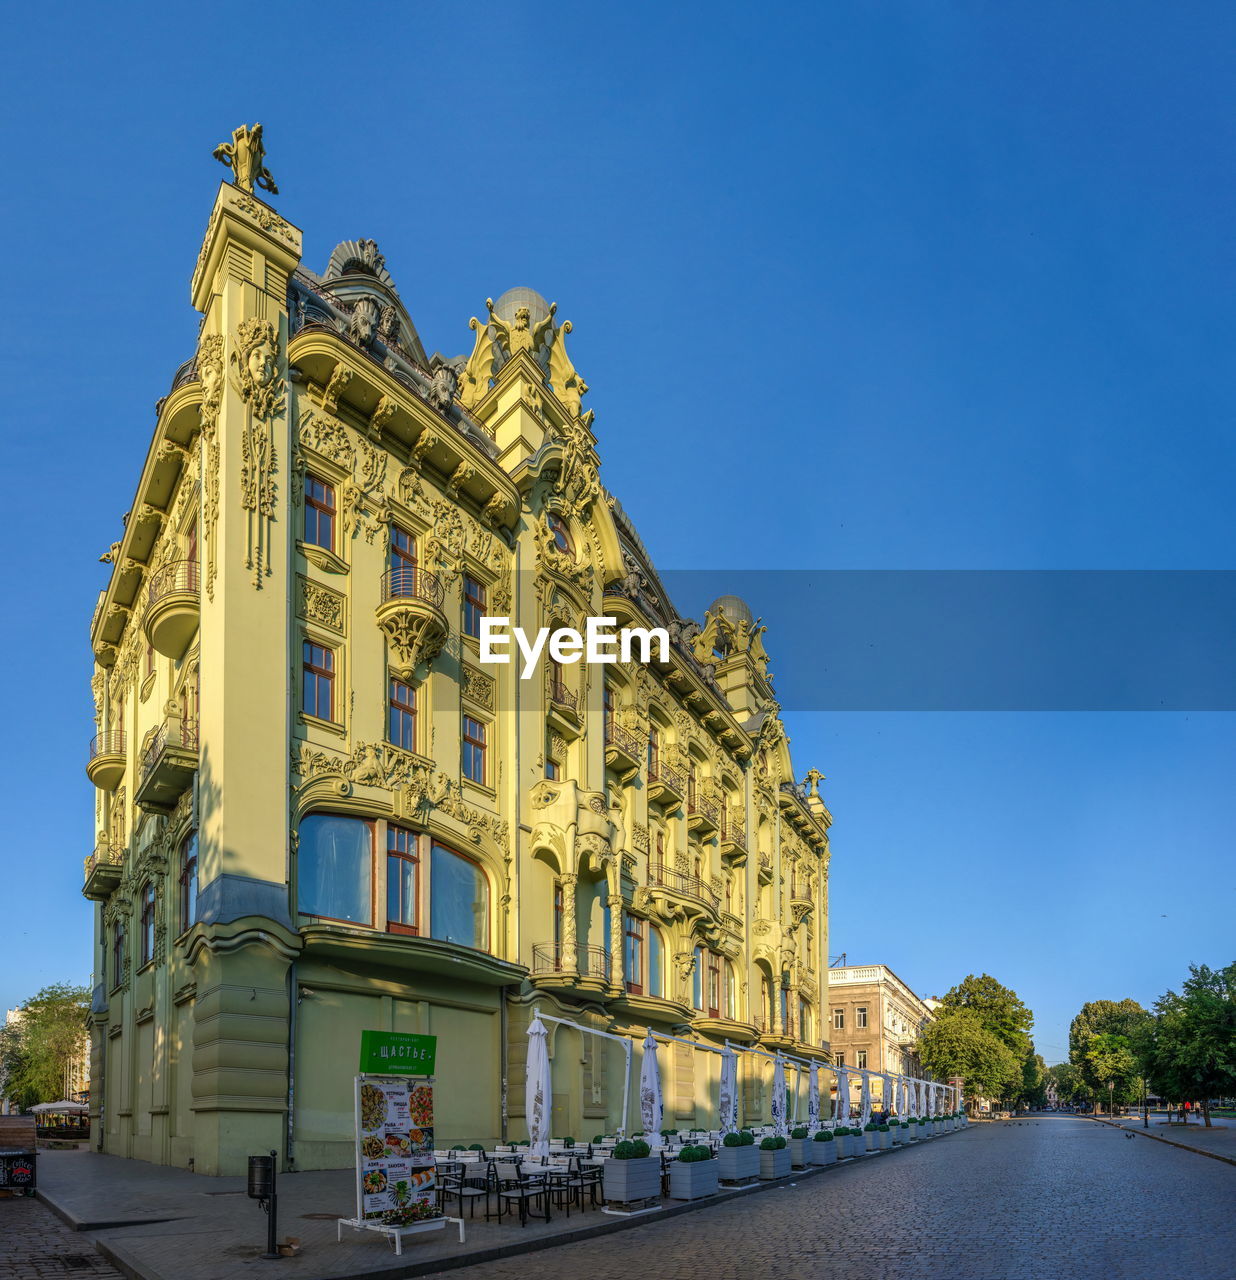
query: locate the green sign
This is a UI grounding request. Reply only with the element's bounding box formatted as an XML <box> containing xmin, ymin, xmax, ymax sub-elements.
<box><xmin>358</xmin><ymin>1030</ymin><xmax>437</xmax><ymax>1075</ymax></box>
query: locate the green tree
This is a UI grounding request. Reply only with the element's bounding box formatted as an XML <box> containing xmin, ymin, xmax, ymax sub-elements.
<box><xmin>1018</xmin><ymin>1051</ymin><xmax>1048</xmax><ymax>1109</ymax></box>
<box><xmin>940</xmin><ymin>974</ymin><xmax>1034</xmax><ymax>1057</ymax></box>
<box><xmin>0</xmin><ymin>984</ymin><xmax>90</xmax><ymax>1110</ymax></box>
<box><xmin>1044</xmin><ymin>1061</ymin><xmax>1085</xmax><ymax>1107</ymax></box>
<box><xmin>1068</xmin><ymin>998</ymin><xmax>1152</xmax><ymax>1112</ymax></box>
<box><xmin>917</xmin><ymin>1008</ymin><xmax>1022</xmax><ymax>1104</ymax></box>
<box><xmin>1144</xmin><ymin>962</ymin><xmax>1236</xmax><ymax>1128</ymax></box>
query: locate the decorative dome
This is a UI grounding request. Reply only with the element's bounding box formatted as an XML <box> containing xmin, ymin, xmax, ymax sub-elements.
<box><xmin>708</xmin><ymin>595</ymin><xmax>754</xmax><ymax>628</ymax></box>
<box><xmin>492</xmin><ymin>286</ymin><xmax>551</xmax><ymax>328</ymax></box>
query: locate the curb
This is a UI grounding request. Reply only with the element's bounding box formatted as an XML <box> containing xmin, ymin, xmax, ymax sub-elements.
<box><xmin>1083</xmin><ymin>1116</ymin><xmax>1236</xmax><ymax>1168</ymax></box>
<box><xmin>67</xmin><ymin>1129</ymin><xmax>970</xmax><ymax>1280</ymax></box>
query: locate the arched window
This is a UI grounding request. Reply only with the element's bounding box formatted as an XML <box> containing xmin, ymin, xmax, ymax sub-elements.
<box><xmin>624</xmin><ymin>913</ymin><xmax>644</xmax><ymax>994</ymax></box>
<box><xmin>692</xmin><ymin>946</ymin><xmax>704</xmax><ymax>1009</ymax></box>
<box><xmin>140</xmin><ymin>883</ymin><xmax>156</xmax><ymax>966</ymax></box>
<box><xmin>179</xmin><ymin>832</ymin><xmax>198</xmax><ymax>934</ymax></box>
<box><xmin>724</xmin><ymin>961</ymin><xmax>737</xmax><ymax>1020</ymax></box>
<box><xmin>430</xmin><ymin>843</ymin><xmax>489</xmax><ymax>951</ymax></box>
<box><xmin>648</xmin><ymin>928</ymin><xmax>664</xmax><ymax>998</ymax></box>
<box><xmin>547</xmin><ymin>513</ymin><xmax>574</xmax><ymax>557</ymax></box>
<box><xmin>798</xmin><ymin>997</ymin><xmax>811</xmax><ymax>1043</ymax></box>
<box><xmin>298</xmin><ymin>813</ymin><xmax>373</xmax><ymax>924</ymax></box>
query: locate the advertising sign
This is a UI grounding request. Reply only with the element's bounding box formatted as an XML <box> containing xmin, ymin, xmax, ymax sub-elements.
<box><xmin>358</xmin><ymin>1030</ymin><xmax>437</xmax><ymax>1075</ymax></box>
<box><xmin>354</xmin><ymin>1077</ymin><xmax>436</xmax><ymax>1219</ymax></box>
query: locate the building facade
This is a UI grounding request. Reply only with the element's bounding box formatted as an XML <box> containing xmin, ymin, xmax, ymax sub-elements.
<box><xmin>826</xmin><ymin>964</ymin><xmax>933</xmax><ymax>1104</ymax></box>
<box><xmin>83</xmin><ymin>141</ymin><xmax>833</xmax><ymax>1175</ymax></box>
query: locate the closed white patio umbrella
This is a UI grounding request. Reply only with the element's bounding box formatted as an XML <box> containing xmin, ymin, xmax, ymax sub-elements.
<box><xmin>771</xmin><ymin>1056</ymin><xmax>788</xmax><ymax>1136</ymax></box>
<box><xmin>807</xmin><ymin>1064</ymin><xmax>821</xmax><ymax>1132</ymax></box>
<box><xmin>859</xmin><ymin>1070</ymin><xmax>872</xmax><ymax>1128</ymax></box>
<box><xmin>639</xmin><ymin>1030</ymin><xmax>663</xmax><ymax>1145</ymax></box>
<box><xmin>525</xmin><ymin>1013</ymin><xmax>552</xmax><ymax>1158</ymax></box>
<box><xmin>718</xmin><ymin>1049</ymin><xmax>739</xmax><ymax>1133</ymax></box>
<box><xmin>833</xmin><ymin>1065</ymin><xmax>849</xmax><ymax>1124</ymax></box>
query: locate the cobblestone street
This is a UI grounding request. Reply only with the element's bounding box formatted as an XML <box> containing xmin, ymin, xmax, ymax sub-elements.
<box><xmin>426</xmin><ymin>1118</ymin><xmax>1233</xmax><ymax>1280</ymax></box>
<box><xmin>0</xmin><ymin>1198</ymin><xmax>123</xmax><ymax>1280</ymax></box>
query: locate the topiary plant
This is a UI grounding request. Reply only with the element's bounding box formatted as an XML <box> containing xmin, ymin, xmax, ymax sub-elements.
<box><xmin>738</xmin><ymin>1130</ymin><xmax>755</xmax><ymax>1146</ymax></box>
<box><xmin>592</xmin><ymin>1134</ymin><xmax>606</xmax><ymax>1143</ymax></box>
<box><xmin>759</xmin><ymin>1136</ymin><xmax>779</xmax><ymax>1150</ymax></box>
<box><xmin>630</xmin><ymin>1138</ymin><xmax>651</xmax><ymax>1158</ymax></box>
<box><xmin>791</xmin><ymin>1126</ymin><xmax>809</xmax><ymax>1139</ymax></box>
<box><xmin>611</xmin><ymin>1140</ymin><xmax>635</xmax><ymax>1159</ymax></box>
<box><xmin>813</xmin><ymin>1129</ymin><xmax>833</xmax><ymax>1141</ymax></box>
<box><xmin>677</xmin><ymin>1143</ymin><xmax>711</xmax><ymax>1162</ymax></box>
<box><xmin>722</xmin><ymin>1132</ymin><xmax>742</xmax><ymax>1147</ymax></box>
<box><xmin>864</xmin><ymin>1122</ymin><xmax>878</xmax><ymax>1132</ymax></box>
<box><xmin>469</xmin><ymin>1143</ymin><xmax>486</xmax><ymax>1151</ymax></box>
<box><xmin>562</xmin><ymin>1136</ymin><xmax>575</xmax><ymax>1147</ymax></box>
<box><xmin>878</xmin><ymin>1123</ymin><xmax>889</xmax><ymax>1132</ymax></box>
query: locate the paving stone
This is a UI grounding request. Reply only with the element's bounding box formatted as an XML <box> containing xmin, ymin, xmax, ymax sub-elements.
<box><xmin>0</xmin><ymin>1197</ymin><xmax>125</xmax><ymax>1280</ymax></box>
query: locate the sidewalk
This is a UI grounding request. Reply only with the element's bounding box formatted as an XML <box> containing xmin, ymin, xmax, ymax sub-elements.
<box><xmin>1086</xmin><ymin>1114</ymin><xmax>1236</xmax><ymax>1166</ymax></box>
<box><xmin>34</xmin><ymin>1133</ymin><xmax>970</xmax><ymax>1280</ymax></box>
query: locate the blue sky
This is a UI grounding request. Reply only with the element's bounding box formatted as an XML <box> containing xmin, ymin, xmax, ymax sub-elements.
<box><xmin>1</xmin><ymin>3</ymin><xmax>1233</xmax><ymax>1063</ymax></box>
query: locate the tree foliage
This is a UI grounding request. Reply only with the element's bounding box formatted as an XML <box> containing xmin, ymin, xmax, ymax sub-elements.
<box><xmin>1067</xmin><ymin>998</ymin><xmax>1152</xmax><ymax>1110</ymax></box>
<box><xmin>0</xmin><ymin>984</ymin><xmax>90</xmax><ymax>1110</ymax></box>
<box><xmin>1044</xmin><ymin>1061</ymin><xmax>1085</xmax><ymax>1106</ymax></box>
<box><xmin>1143</xmin><ymin>962</ymin><xmax>1236</xmax><ymax>1127</ymax></box>
<box><xmin>940</xmin><ymin>974</ymin><xmax>1034</xmax><ymax>1057</ymax></box>
<box><xmin>917</xmin><ymin>1008</ymin><xmax>1022</xmax><ymax>1103</ymax></box>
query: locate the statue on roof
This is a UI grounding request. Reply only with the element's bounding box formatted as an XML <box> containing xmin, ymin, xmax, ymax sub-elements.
<box><xmin>213</xmin><ymin>123</ymin><xmax>279</xmax><ymax>196</ymax></box>
<box><xmin>547</xmin><ymin>316</ymin><xmax>589</xmax><ymax>420</ymax></box>
<box><xmin>487</xmin><ymin>296</ymin><xmax>556</xmax><ymax>359</ymax></box>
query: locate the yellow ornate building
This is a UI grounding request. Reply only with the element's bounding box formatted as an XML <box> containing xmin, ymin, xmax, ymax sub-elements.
<box><xmin>83</xmin><ymin>132</ymin><xmax>833</xmax><ymax>1174</ymax></box>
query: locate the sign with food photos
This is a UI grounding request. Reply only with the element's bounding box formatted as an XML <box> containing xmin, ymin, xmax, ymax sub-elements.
<box><xmin>354</xmin><ymin>1076</ymin><xmax>436</xmax><ymax>1219</ymax></box>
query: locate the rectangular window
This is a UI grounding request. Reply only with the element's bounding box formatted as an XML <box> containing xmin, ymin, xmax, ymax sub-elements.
<box><xmin>707</xmin><ymin>952</ymin><xmax>721</xmax><ymax>1018</ymax></box>
<box><xmin>140</xmin><ymin>884</ymin><xmax>155</xmax><ymax>966</ymax></box>
<box><xmin>112</xmin><ymin>923</ymin><xmax>125</xmax><ymax>989</ymax></box>
<box><xmin>647</xmin><ymin>726</ymin><xmax>660</xmax><ymax>775</ymax></box>
<box><xmin>624</xmin><ymin>913</ymin><xmax>644</xmax><ymax>994</ymax></box>
<box><xmin>546</xmin><ymin>732</ymin><xmax>560</xmax><ymax>781</ymax></box>
<box><xmin>179</xmin><ymin>833</ymin><xmax>198</xmax><ymax>934</ymax></box>
<box><xmin>799</xmin><ymin>997</ymin><xmax>810</xmax><ymax>1043</ymax></box>
<box><xmin>553</xmin><ymin>885</ymin><xmax>564</xmax><ymax>953</ymax></box>
<box><xmin>387</xmin><ymin>825</ymin><xmax>419</xmax><ymax>935</ymax></box>
<box><xmin>856</xmin><ymin>1049</ymin><xmax>868</xmax><ymax>1069</ymax></box>
<box><xmin>388</xmin><ymin>678</ymin><xmax>417</xmax><ymax>751</ymax></box>
<box><xmin>304</xmin><ymin>475</ymin><xmax>335</xmax><ymax>550</ymax></box>
<box><xmin>603</xmin><ymin>685</ymin><xmax>615</xmax><ymax>735</ymax></box>
<box><xmin>462</xmin><ymin>716</ymin><xmax>487</xmax><ymax>784</ymax></box>
<box><xmin>390</xmin><ymin>525</ymin><xmax>417</xmax><ymax>571</ymax></box>
<box><xmin>463</xmin><ymin>575</ymin><xmax>486</xmax><ymax>638</ymax></box>
<box><xmin>303</xmin><ymin>641</ymin><xmax>335</xmax><ymax>721</ymax></box>
<box><xmin>835</xmin><ymin>1052</ymin><xmax>845</xmax><ymax>1068</ymax></box>
<box><xmin>833</xmin><ymin>1008</ymin><xmax>845</xmax><ymax>1031</ymax></box>
<box><xmin>856</xmin><ymin>1006</ymin><xmax>868</xmax><ymax>1029</ymax></box>
<box><xmin>298</xmin><ymin>813</ymin><xmax>373</xmax><ymax>925</ymax></box>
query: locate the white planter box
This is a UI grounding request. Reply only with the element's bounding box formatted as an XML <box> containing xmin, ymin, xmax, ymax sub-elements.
<box><xmin>863</xmin><ymin>1130</ymin><xmax>877</xmax><ymax>1152</ymax></box>
<box><xmin>603</xmin><ymin>1156</ymin><xmax>661</xmax><ymax>1204</ymax></box>
<box><xmin>877</xmin><ymin>1129</ymin><xmax>891</xmax><ymax>1150</ymax></box>
<box><xmin>846</xmin><ymin>1134</ymin><xmax>864</xmax><ymax>1158</ymax></box>
<box><xmin>900</xmin><ymin>1126</ymin><xmax>912</xmax><ymax>1142</ymax></box>
<box><xmin>809</xmin><ymin>1138</ymin><xmax>837</xmax><ymax>1165</ymax></box>
<box><xmin>759</xmin><ymin>1147</ymin><xmax>792</xmax><ymax>1179</ymax></box>
<box><xmin>788</xmin><ymin>1138</ymin><xmax>810</xmax><ymax>1168</ymax></box>
<box><xmin>717</xmin><ymin>1144</ymin><xmax>760</xmax><ymax>1182</ymax></box>
<box><xmin>668</xmin><ymin>1158</ymin><xmax>719</xmax><ymax>1201</ymax></box>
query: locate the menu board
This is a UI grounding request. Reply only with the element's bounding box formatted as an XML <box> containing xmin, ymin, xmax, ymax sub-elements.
<box><xmin>355</xmin><ymin>1077</ymin><xmax>435</xmax><ymax>1219</ymax></box>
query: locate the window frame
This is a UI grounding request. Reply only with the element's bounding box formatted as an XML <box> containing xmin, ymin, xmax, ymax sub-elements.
<box><xmin>303</xmin><ymin>640</ymin><xmax>336</xmax><ymax>722</ymax></box>
<box><xmin>179</xmin><ymin>832</ymin><xmax>198</xmax><ymax>935</ymax></box>
<box><xmin>139</xmin><ymin>882</ymin><xmax>156</xmax><ymax>967</ymax></box>
<box><xmin>623</xmin><ymin>912</ymin><xmax>645</xmax><ymax>995</ymax></box>
<box><xmin>304</xmin><ymin>474</ymin><xmax>336</xmax><ymax>551</ymax></box>
<box><xmin>856</xmin><ymin>1006</ymin><xmax>868</xmax><ymax>1029</ymax></box>
<box><xmin>833</xmin><ymin>1008</ymin><xmax>845</xmax><ymax>1031</ymax></box>
<box><xmin>547</xmin><ymin>512</ymin><xmax>574</xmax><ymax>557</ymax></box>
<box><xmin>386</xmin><ymin>823</ymin><xmax>420</xmax><ymax>936</ymax></box>
<box><xmin>111</xmin><ymin>921</ymin><xmax>125</xmax><ymax>991</ymax></box>
<box><xmin>296</xmin><ymin>812</ymin><xmax>376</xmax><ymax>927</ymax></box>
<box><xmin>429</xmin><ymin>840</ymin><xmax>490</xmax><ymax>951</ymax></box>
<box><xmin>462</xmin><ymin>714</ymin><xmax>488</xmax><ymax>785</ymax></box>
<box><xmin>388</xmin><ymin>676</ymin><xmax>417</xmax><ymax>751</ymax></box>
<box><xmin>463</xmin><ymin>575</ymin><xmax>487</xmax><ymax>639</ymax></box>
<box><xmin>856</xmin><ymin>1048</ymin><xmax>868</xmax><ymax>1069</ymax></box>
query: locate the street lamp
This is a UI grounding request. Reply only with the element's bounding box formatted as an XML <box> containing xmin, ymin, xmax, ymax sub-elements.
<box><xmin>1107</xmin><ymin>1079</ymin><xmax>1114</xmax><ymax>1120</ymax></box>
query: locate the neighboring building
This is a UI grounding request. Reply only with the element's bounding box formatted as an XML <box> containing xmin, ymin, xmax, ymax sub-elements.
<box><xmin>827</xmin><ymin>964</ymin><xmax>934</xmax><ymax>1107</ymax></box>
<box><xmin>82</xmin><ymin>136</ymin><xmax>833</xmax><ymax>1174</ymax></box>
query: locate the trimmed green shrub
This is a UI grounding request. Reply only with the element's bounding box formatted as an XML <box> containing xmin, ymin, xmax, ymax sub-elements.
<box><xmin>722</xmin><ymin>1132</ymin><xmax>742</xmax><ymax>1147</ymax></box>
<box><xmin>631</xmin><ymin>1139</ymin><xmax>651</xmax><ymax>1158</ymax></box>
<box><xmin>791</xmin><ymin>1126</ymin><xmax>809</xmax><ymax>1139</ymax></box>
<box><xmin>469</xmin><ymin>1143</ymin><xmax>485</xmax><ymax>1151</ymax></box>
<box><xmin>877</xmin><ymin>1124</ymin><xmax>889</xmax><ymax>1132</ymax></box>
<box><xmin>760</xmin><ymin>1135</ymin><xmax>787</xmax><ymax>1150</ymax></box>
<box><xmin>813</xmin><ymin>1130</ymin><xmax>834</xmax><ymax>1141</ymax></box>
<box><xmin>864</xmin><ymin>1122</ymin><xmax>878</xmax><ymax>1132</ymax></box>
<box><xmin>592</xmin><ymin>1134</ymin><xmax>606</xmax><ymax>1143</ymax></box>
<box><xmin>677</xmin><ymin>1143</ymin><xmax>712</xmax><ymax>1162</ymax></box>
<box><xmin>562</xmin><ymin>1137</ymin><xmax>575</xmax><ymax>1147</ymax></box>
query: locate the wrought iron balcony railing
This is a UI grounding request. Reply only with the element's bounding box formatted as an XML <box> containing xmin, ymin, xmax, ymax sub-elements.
<box><xmin>647</xmin><ymin>758</ymin><xmax>684</xmax><ymax>796</ymax></box>
<box><xmin>88</xmin><ymin>731</ymin><xmax>126</xmax><ymax>764</ymax></box>
<box><xmin>604</xmin><ymin>718</ymin><xmax>641</xmax><ymax>759</ymax></box>
<box><xmin>380</xmin><ymin>565</ymin><xmax>444</xmax><ymax>609</ymax></box>
<box><xmin>140</xmin><ymin>718</ymin><xmax>199</xmax><ymax>783</ymax></box>
<box><xmin>531</xmin><ymin>942</ymin><xmax>612</xmax><ymax>984</ymax></box>
<box><xmin>547</xmin><ymin>679</ymin><xmax>577</xmax><ymax>714</ymax></box>
<box><xmin>652</xmin><ymin>863</ymin><xmax>720</xmax><ymax>913</ymax></box>
<box><xmin>147</xmin><ymin>558</ymin><xmax>200</xmax><ymax>608</ymax></box>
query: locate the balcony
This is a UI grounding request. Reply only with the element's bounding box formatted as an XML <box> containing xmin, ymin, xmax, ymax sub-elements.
<box><xmin>546</xmin><ymin>677</ymin><xmax>580</xmax><ymax>738</ymax></box>
<box><xmin>719</xmin><ymin>815</ymin><xmax>747</xmax><ymax>865</ymax></box>
<box><xmin>143</xmin><ymin>560</ymin><xmax>200</xmax><ymax>659</ymax></box>
<box><xmin>646</xmin><ymin>758</ymin><xmax>684</xmax><ymax>809</ymax></box>
<box><xmin>529</xmin><ymin>942</ymin><xmax>612</xmax><ymax>997</ymax></box>
<box><xmin>376</xmin><ymin>567</ymin><xmax>447</xmax><ymax>674</ymax></box>
<box><xmin>686</xmin><ymin>789</ymin><xmax>720</xmax><ymax>837</ymax></box>
<box><xmin>82</xmin><ymin>839</ymin><xmax>122</xmax><ymax>901</ymax></box>
<box><xmin>86</xmin><ymin>731</ymin><xmax>126</xmax><ymax>791</ymax></box>
<box><xmin>135</xmin><ymin>717</ymin><xmax>199</xmax><ymax>812</ymax></box>
<box><xmin>652</xmin><ymin>863</ymin><xmax>720</xmax><ymax>914</ymax></box>
<box><xmin>757</xmin><ymin>851</ymin><xmax>773</xmax><ymax>884</ymax></box>
<box><xmin>603</xmin><ymin>718</ymin><xmax>641</xmax><ymax>781</ymax></box>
